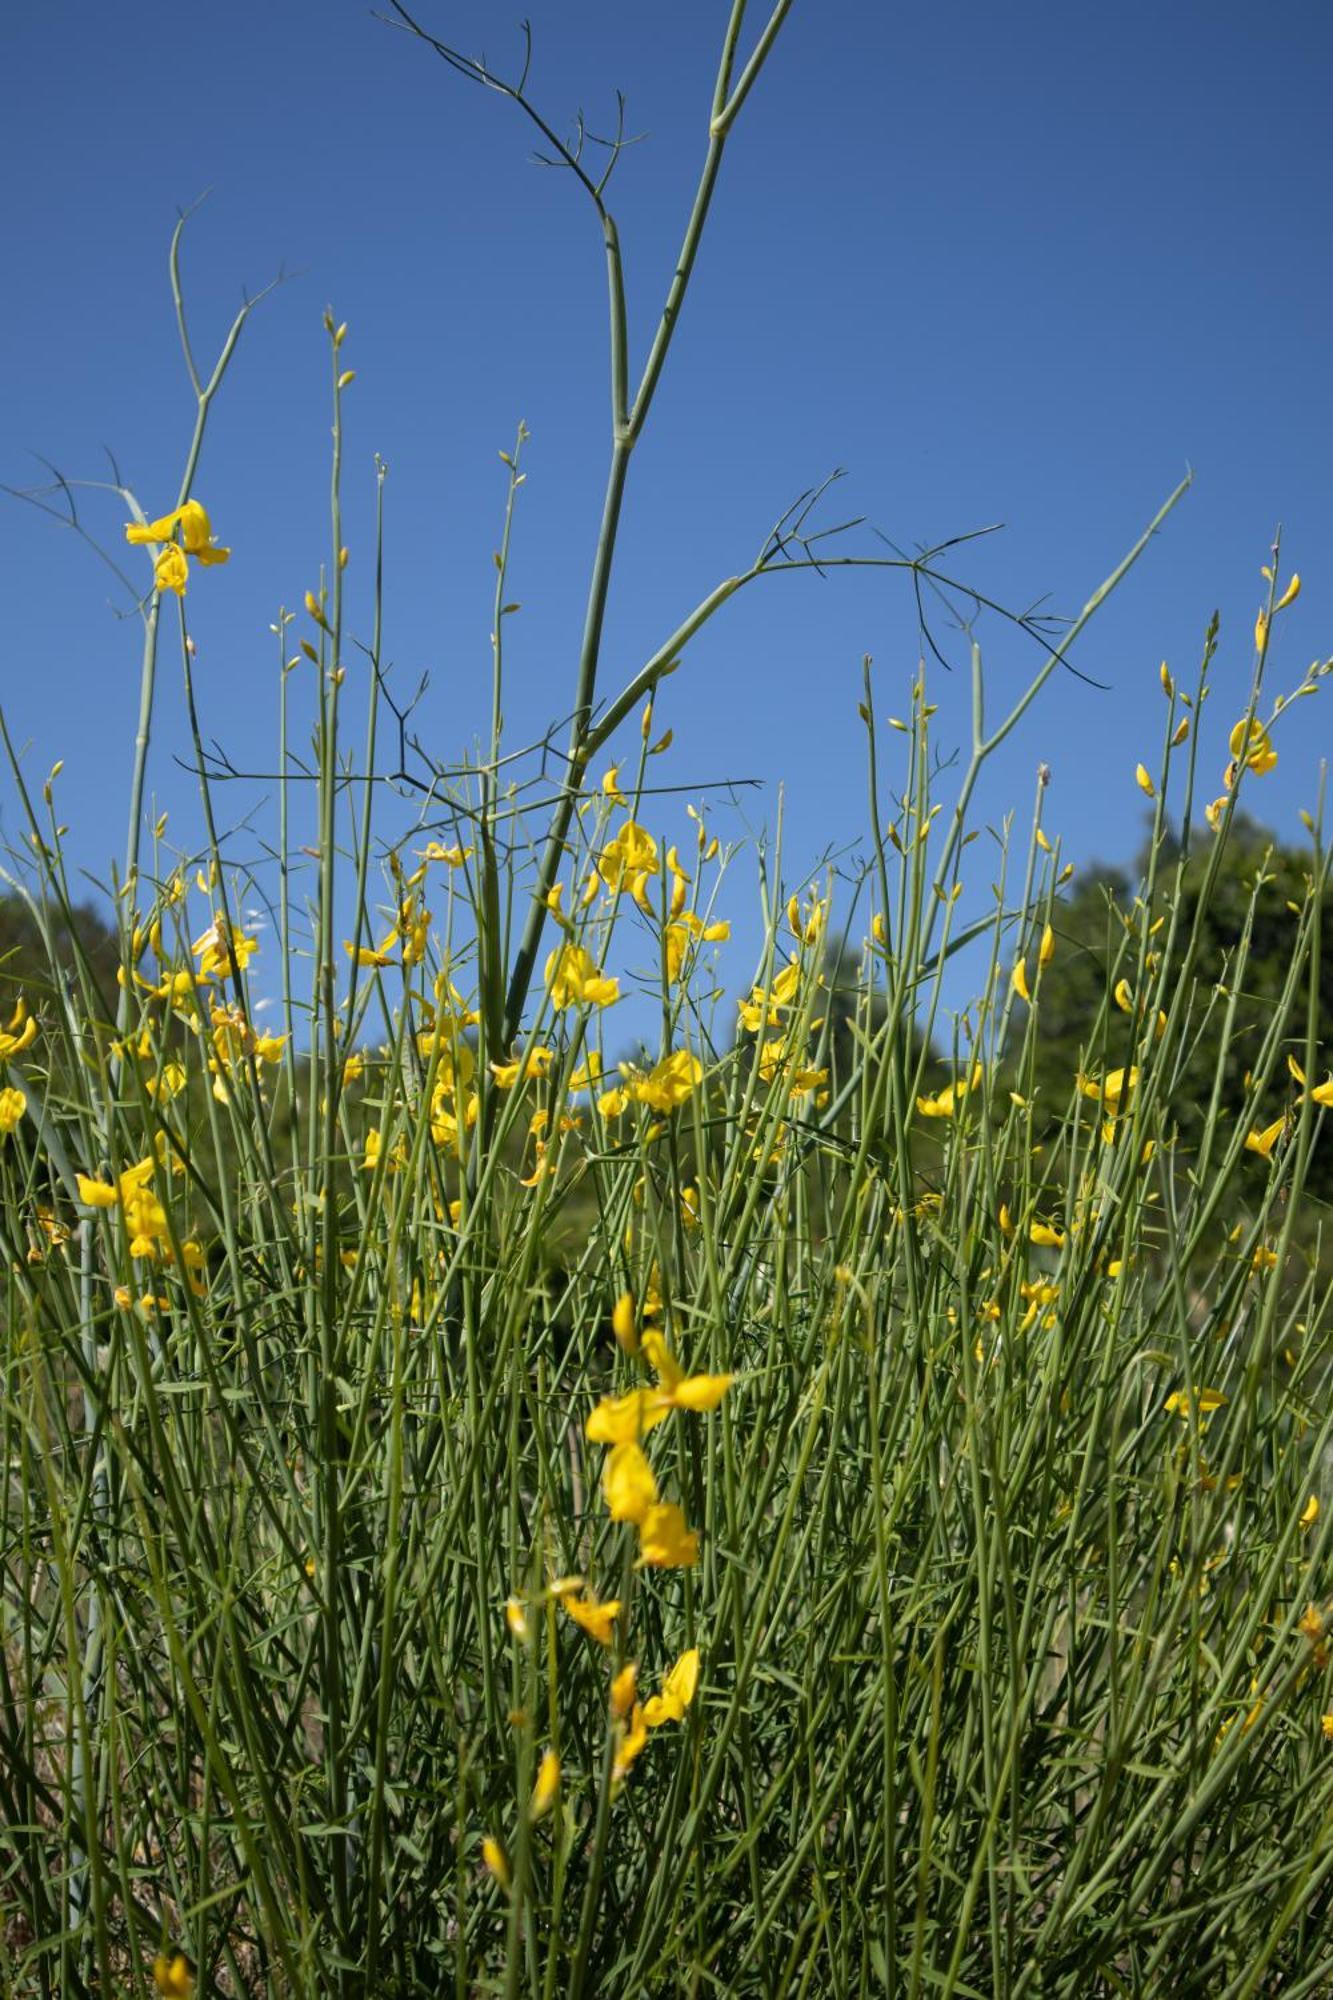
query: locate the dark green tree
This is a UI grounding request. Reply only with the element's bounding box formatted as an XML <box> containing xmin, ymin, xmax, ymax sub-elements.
<box><xmin>1019</xmin><ymin>816</ymin><xmax>1333</xmax><ymax>1206</ymax></box>
<box><xmin>0</xmin><ymin>892</ymin><xmax>120</xmax><ymax>1031</ymax></box>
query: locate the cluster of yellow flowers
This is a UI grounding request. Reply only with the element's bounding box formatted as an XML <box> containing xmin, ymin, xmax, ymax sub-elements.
<box><xmin>76</xmin><ymin>1142</ymin><xmax>205</xmax><ymax>1293</ymax></box>
<box><xmin>345</xmin><ymin>841</ymin><xmax>473</xmax><ymax>970</ymax></box>
<box><xmin>0</xmin><ymin>1001</ymin><xmax>35</xmax><ymax>1141</ymax></box>
<box><xmin>1244</xmin><ymin>1053</ymin><xmax>1333</xmax><ymax>1160</ymax></box>
<box><xmin>481</xmin><ymin>1301</ymin><xmax>735</xmax><ymax>1859</ymax></box>
<box><xmin>120</xmin><ymin>906</ymin><xmax>282</xmax><ymax>1105</ymax></box>
<box><xmin>586</xmin><ymin>1316</ymin><xmax>733</xmax><ymax>1569</ymax></box>
<box><xmin>480</xmin><ymin>1631</ymin><xmax>699</xmax><ymax>1891</ymax></box>
<box><xmin>125</xmin><ymin>498</ymin><xmax>229</xmax><ymax>597</ymax></box>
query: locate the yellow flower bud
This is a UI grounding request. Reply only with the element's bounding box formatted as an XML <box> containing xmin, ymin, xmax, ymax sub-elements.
<box><xmin>611</xmin><ymin>1292</ymin><xmax>639</xmax><ymax>1354</ymax></box>
<box><xmin>530</xmin><ymin>1749</ymin><xmax>560</xmax><ymax>1819</ymax></box>
<box><xmin>1135</xmin><ymin>764</ymin><xmax>1156</xmax><ymax>799</ymax></box>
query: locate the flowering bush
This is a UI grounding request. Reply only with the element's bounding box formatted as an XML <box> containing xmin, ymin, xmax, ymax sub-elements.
<box><xmin>2</xmin><ymin>12</ymin><xmax>1333</xmax><ymax>1998</ymax></box>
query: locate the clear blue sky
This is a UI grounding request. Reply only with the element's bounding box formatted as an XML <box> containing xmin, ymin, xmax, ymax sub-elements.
<box><xmin>2</xmin><ymin>1</ymin><xmax>1330</xmax><ymax>1032</ymax></box>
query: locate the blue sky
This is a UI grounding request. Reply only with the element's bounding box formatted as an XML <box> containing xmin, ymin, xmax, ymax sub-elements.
<box><xmin>2</xmin><ymin>1</ymin><xmax>1330</xmax><ymax>1034</ymax></box>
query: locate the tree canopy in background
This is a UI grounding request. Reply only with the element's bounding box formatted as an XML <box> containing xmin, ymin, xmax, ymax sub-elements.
<box><xmin>1018</xmin><ymin>815</ymin><xmax>1333</xmax><ymax>1209</ymax></box>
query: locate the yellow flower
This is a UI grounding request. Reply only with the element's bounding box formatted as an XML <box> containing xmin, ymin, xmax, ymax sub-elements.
<box><xmin>610</xmin><ymin>1662</ymin><xmax>639</xmax><ymax>1719</ymax></box>
<box><xmin>0</xmin><ymin>1000</ymin><xmax>38</xmax><ymax>1061</ymax></box>
<box><xmin>145</xmin><ymin>1062</ymin><xmax>187</xmax><ymax>1103</ymax></box>
<box><xmin>597</xmin><ymin>1085</ymin><xmax>630</xmax><ymax>1120</ymax></box>
<box><xmin>481</xmin><ymin>1835</ymin><xmax>510</xmax><ymax>1890</ymax></box>
<box><xmin>125</xmin><ymin>1186</ymin><xmax>169</xmax><ymax>1259</ymax></box>
<box><xmin>1301</xmin><ymin>1495</ymin><xmax>1321</xmax><ymax>1530</ymax></box>
<box><xmin>569</xmin><ymin>1051</ymin><xmax>603</xmax><ymax>1091</ymax></box>
<box><xmin>1135</xmin><ymin>763</ymin><xmax>1156</xmax><ymax>799</ymax></box>
<box><xmin>176</xmin><ymin>499</ymin><xmax>230</xmax><ymax>563</ymax></box>
<box><xmin>152</xmin><ymin>1956</ymin><xmax>195</xmax><ymax>1998</ymax></box>
<box><xmin>563</xmin><ymin>1591</ymin><xmax>621</xmax><ymax>1645</ymax></box>
<box><xmin>585</xmin><ymin>1388</ymin><xmax>674</xmax><ymax>1446</ymax></box>
<box><xmin>362</xmin><ymin>1126</ymin><xmax>407</xmax><ymax>1174</ymax></box>
<box><xmin>1244</xmin><ymin>1114</ymin><xmax>1286</xmax><ymax>1159</ymax></box>
<box><xmin>642</xmin><ymin>1648</ymin><xmax>700</xmax><ymax>1728</ymax></box>
<box><xmin>603</xmin><ymin>1442</ymin><xmax>659</xmax><ymax>1525</ymax></box>
<box><xmin>1038</xmin><ymin>923</ymin><xmax>1055</xmax><ymax>969</ymax></box>
<box><xmin>640</xmin><ymin>1328</ymin><xmax>734</xmax><ymax>1413</ymax></box>
<box><xmin>663</xmin><ymin>920</ymin><xmax>694</xmax><ymax>984</ymax></box>
<box><xmin>530</xmin><ymin>1748</ymin><xmax>560</xmax><ymax>1819</ymax></box>
<box><xmin>0</xmin><ymin>1086</ymin><xmax>26</xmax><ymax>1135</ymax></box>
<box><xmin>598</xmin><ymin>820</ymin><xmax>659</xmax><ymax>893</ymax></box>
<box><xmin>737</xmin><ymin>960</ymin><xmax>801</xmax><ymax>1032</ymax></box>
<box><xmin>637</xmin><ymin>1501</ymin><xmax>699</xmax><ymax>1569</ymax></box>
<box><xmin>1077</xmin><ymin>1066</ymin><xmax>1138</xmax><ymax>1108</ymax></box>
<box><xmin>192</xmin><ymin>915</ymin><xmax>258</xmax><ymax>979</ymax></box>
<box><xmin>153</xmin><ymin>545</ymin><xmax>189</xmax><ymax>595</ymax></box>
<box><xmin>545</xmin><ymin>943</ymin><xmax>619</xmax><ymax>1010</ymax></box>
<box><xmin>344</xmin><ymin>935</ymin><xmax>397</xmax><ymax>968</ymax></box>
<box><xmin>490</xmin><ymin>1045</ymin><xmax>553</xmax><ymax>1089</ymax></box>
<box><xmin>127</xmin><ymin>498</ymin><xmax>230</xmax><ymax>593</ymax></box>
<box><xmin>1275</xmin><ymin>573</ymin><xmax>1301</xmax><ymax>610</ymax></box>
<box><xmin>916</xmin><ymin>1064</ymin><xmax>983</xmax><ymax>1119</ymax></box>
<box><xmin>611</xmin><ymin>1292</ymin><xmax>639</xmax><ymax>1354</ymax></box>
<box><xmin>628</xmin><ymin>1048</ymin><xmax>702</xmax><ymax>1113</ymax></box>
<box><xmin>1028</xmin><ymin>1220</ymin><xmax>1066</xmax><ymax>1250</ymax></box>
<box><xmin>418</xmin><ymin>840</ymin><xmax>473</xmax><ymax>867</ymax></box>
<box><xmin>1164</xmin><ymin>1387</ymin><xmax>1226</xmax><ymax>1418</ymax></box>
<box><xmin>1226</xmin><ymin>718</ymin><xmax>1278</xmax><ymax>779</ymax></box>
<box><xmin>612</xmin><ymin>1701</ymin><xmax>649</xmax><ymax>1784</ymax></box>
<box><xmin>1010</xmin><ymin>959</ymin><xmax>1031</xmax><ymax>1004</ymax></box>
<box><xmin>179</xmin><ymin>1239</ymin><xmax>207</xmax><ymax>1297</ymax></box>
<box><xmin>77</xmin><ymin>1174</ymin><xmax>120</xmax><ymax>1209</ymax></box>
<box><xmin>505</xmin><ymin>1597</ymin><xmax>529</xmax><ymax>1642</ymax></box>
<box><xmin>77</xmin><ymin>1155</ymin><xmax>170</xmax><ymax>1259</ymax></box>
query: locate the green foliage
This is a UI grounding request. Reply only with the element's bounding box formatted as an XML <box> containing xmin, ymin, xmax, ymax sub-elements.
<box><xmin>3</xmin><ymin>14</ymin><xmax>1333</xmax><ymax>2000</ymax></box>
<box><xmin>0</xmin><ymin>892</ymin><xmax>119</xmax><ymax>1031</ymax></box>
<box><xmin>1024</xmin><ymin>817</ymin><xmax>1333</xmax><ymax>1209</ymax></box>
